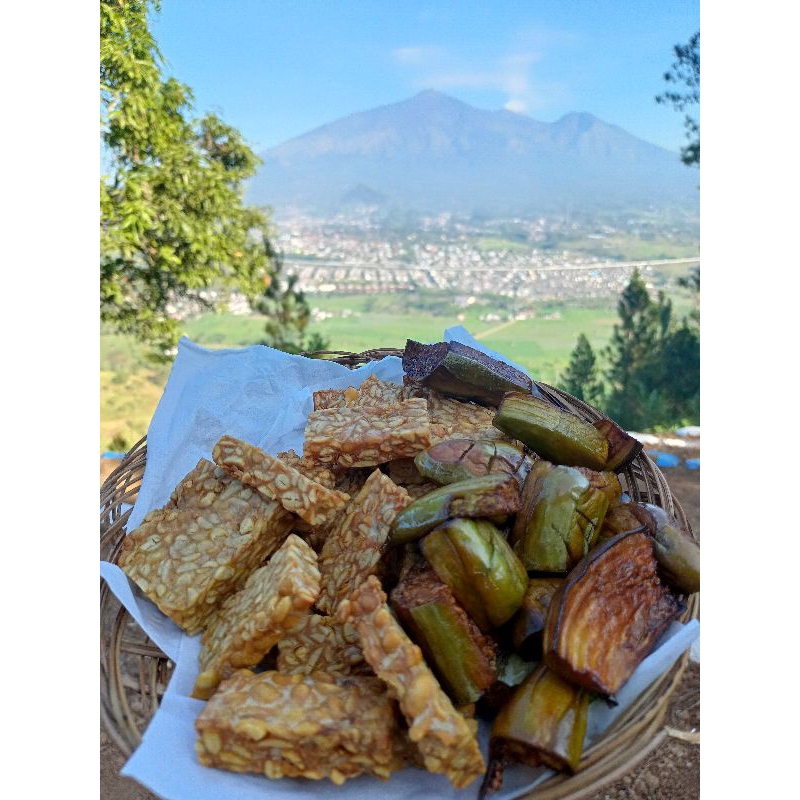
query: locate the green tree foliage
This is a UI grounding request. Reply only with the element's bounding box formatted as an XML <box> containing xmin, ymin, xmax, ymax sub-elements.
<box><xmin>600</xmin><ymin>270</ymin><xmax>699</xmax><ymax>431</ymax></box>
<box><xmin>656</xmin><ymin>31</ymin><xmax>700</xmax><ymax>166</ymax></box>
<box><xmin>100</xmin><ymin>0</ymin><xmax>318</xmax><ymax>356</ymax></box>
<box><xmin>678</xmin><ymin>266</ymin><xmax>700</xmax><ymax>327</ymax></box>
<box><xmin>559</xmin><ymin>333</ymin><xmax>605</xmax><ymax>407</ymax></box>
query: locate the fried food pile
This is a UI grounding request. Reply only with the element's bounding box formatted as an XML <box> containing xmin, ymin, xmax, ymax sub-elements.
<box><xmin>118</xmin><ymin>340</ymin><xmax>699</xmax><ymax>793</ymax></box>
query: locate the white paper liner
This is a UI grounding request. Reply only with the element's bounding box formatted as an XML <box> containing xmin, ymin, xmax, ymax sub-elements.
<box><xmin>101</xmin><ymin>328</ymin><xmax>699</xmax><ymax>800</ymax></box>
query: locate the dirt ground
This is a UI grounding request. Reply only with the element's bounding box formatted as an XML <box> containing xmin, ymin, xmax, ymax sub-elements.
<box><xmin>100</xmin><ymin>442</ymin><xmax>700</xmax><ymax>800</ymax></box>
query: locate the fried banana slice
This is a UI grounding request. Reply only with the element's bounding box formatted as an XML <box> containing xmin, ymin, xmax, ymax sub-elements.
<box><xmin>195</xmin><ymin>669</ymin><xmax>405</xmax><ymax>783</ymax></box>
<box><xmin>277</xmin><ymin>613</ymin><xmax>366</xmax><ymax>675</ymax></box>
<box><xmin>192</xmin><ymin>534</ymin><xmax>320</xmax><ymax>700</ymax></box>
<box><xmin>276</xmin><ymin>449</ymin><xmax>336</xmax><ymax>489</ymax></box>
<box><xmin>317</xmin><ymin>470</ymin><xmax>412</xmax><ymax>614</ymax></box>
<box><xmin>118</xmin><ymin>459</ymin><xmax>294</xmax><ymax>635</ymax></box>
<box><xmin>213</xmin><ymin>435</ymin><xmax>350</xmax><ymax>527</ymax></box>
<box><xmin>304</xmin><ymin>398</ymin><xmax>431</xmax><ymax>468</ymax></box>
<box><xmin>313</xmin><ymin>375</ymin><xmax>406</xmax><ymax>411</ymax></box>
<box><xmin>339</xmin><ymin>576</ymin><xmax>486</xmax><ymax>789</ymax></box>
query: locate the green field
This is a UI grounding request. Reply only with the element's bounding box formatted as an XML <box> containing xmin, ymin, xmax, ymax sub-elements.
<box><xmin>100</xmin><ymin>278</ymin><xmax>696</xmax><ymax>451</ymax></box>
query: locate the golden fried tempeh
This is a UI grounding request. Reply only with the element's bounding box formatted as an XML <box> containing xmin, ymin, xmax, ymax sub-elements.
<box><xmin>276</xmin><ymin>613</ymin><xmax>366</xmax><ymax>675</ymax></box>
<box><xmin>118</xmin><ymin>459</ymin><xmax>294</xmax><ymax>635</ymax></box>
<box><xmin>276</xmin><ymin>448</ymin><xmax>336</xmax><ymax>489</ymax></box>
<box><xmin>304</xmin><ymin>398</ymin><xmax>431</xmax><ymax>468</ymax></box>
<box><xmin>426</xmin><ymin>390</ymin><xmax>505</xmax><ymax>444</ymax></box>
<box><xmin>338</xmin><ymin>576</ymin><xmax>485</xmax><ymax>789</ymax></box>
<box><xmin>313</xmin><ymin>375</ymin><xmax>406</xmax><ymax>411</ymax></box>
<box><xmin>192</xmin><ymin>534</ymin><xmax>320</xmax><ymax>700</ymax></box>
<box><xmin>317</xmin><ymin>470</ymin><xmax>411</xmax><ymax>614</ymax></box>
<box><xmin>213</xmin><ymin>435</ymin><xmax>350</xmax><ymax>527</ymax></box>
<box><xmin>195</xmin><ymin>669</ymin><xmax>405</xmax><ymax>783</ymax></box>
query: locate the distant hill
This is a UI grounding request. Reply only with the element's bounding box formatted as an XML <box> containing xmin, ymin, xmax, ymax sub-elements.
<box><xmin>247</xmin><ymin>90</ymin><xmax>699</xmax><ymax>217</ymax></box>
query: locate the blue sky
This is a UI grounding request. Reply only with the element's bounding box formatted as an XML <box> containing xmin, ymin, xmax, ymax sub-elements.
<box><xmin>152</xmin><ymin>0</ymin><xmax>699</xmax><ymax>154</ymax></box>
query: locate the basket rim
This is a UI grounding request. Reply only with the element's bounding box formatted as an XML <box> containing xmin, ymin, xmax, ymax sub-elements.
<box><xmin>100</xmin><ymin>348</ymin><xmax>698</xmax><ymax>800</ymax></box>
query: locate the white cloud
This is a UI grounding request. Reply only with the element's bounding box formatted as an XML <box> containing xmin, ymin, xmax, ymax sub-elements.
<box><xmin>394</xmin><ymin>42</ymin><xmax>568</xmax><ymax>113</ymax></box>
<box><xmin>504</xmin><ymin>99</ymin><xmax>527</xmax><ymax>114</ymax></box>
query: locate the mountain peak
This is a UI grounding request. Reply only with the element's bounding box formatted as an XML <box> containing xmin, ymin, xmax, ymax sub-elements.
<box><xmin>403</xmin><ymin>89</ymin><xmax>475</xmax><ymax>112</ymax></box>
<box><xmin>553</xmin><ymin>111</ymin><xmax>600</xmax><ymax>130</ymax></box>
<box><xmin>250</xmin><ymin>93</ymin><xmax>696</xmax><ymax>215</ymax></box>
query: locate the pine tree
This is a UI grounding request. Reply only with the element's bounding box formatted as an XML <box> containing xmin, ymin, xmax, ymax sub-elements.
<box><xmin>603</xmin><ymin>270</ymin><xmax>665</xmax><ymax>430</ymax></box>
<box><xmin>560</xmin><ymin>334</ymin><xmax>604</xmax><ymax>407</ymax></box>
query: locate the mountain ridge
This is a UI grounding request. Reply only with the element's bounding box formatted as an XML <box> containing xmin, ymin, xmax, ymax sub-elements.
<box><xmin>246</xmin><ymin>90</ymin><xmax>697</xmax><ymax>216</ymax></box>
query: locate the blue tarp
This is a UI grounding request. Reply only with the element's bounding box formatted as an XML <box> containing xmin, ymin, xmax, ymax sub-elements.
<box><xmin>650</xmin><ymin>451</ymin><xmax>681</xmax><ymax>468</ymax></box>
<box><xmin>684</xmin><ymin>458</ymin><xmax>700</xmax><ymax>470</ymax></box>
<box><xmin>102</xmin><ymin>451</ymin><xmax>126</xmax><ymax>459</ymax></box>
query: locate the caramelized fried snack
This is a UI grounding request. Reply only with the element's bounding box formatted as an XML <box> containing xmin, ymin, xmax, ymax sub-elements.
<box><xmin>543</xmin><ymin>530</ymin><xmax>682</xmax><ymax>696</ymax></box>
<box><xmin>391</xmin><ymin>559</ymin><xmax>498</xmax><ymax>705</ymax></box>
<box><xmin>597</xmin><ymin>503</ymin><xmax>649</xmax><ymax>543</ymax></box>
<box><xmin>638</xmin><ymin>503</ymin><xmax>700</xmax><ymax>594</ymax></box>
<box><xmin>493</xmin><ymin>393</ymin><xmax>609</xmax><ymax>470</ymax></box>
<box><xmin>276</xmin><ymin>449</ymin><xmax>336</xmax><ymax>489</ymax></box>
<box><xmin>421</xmin><ymin>518</ymin><xmax>528</xmax><ymax>631</ymax></box>
<box><xmin>313</xmin><ymin>375</ymin><xmax>406</xmax><ymax>411</ymax></box>
<box><xmin>415</xmin><ymin>437</ymin><xmax>532</xmax><ymax>486</ymax></box>
<box><xmin>304</xmin><ymin>399</ymin><xmax>431</xmax><ymax>468</ymax></box>
<box><xmin>213</xmin><ymin>435</ymin><xmax>350</xmax><ymax>527</ymax></box>
<box><xmin>119</xmin><ymin>459</ymin><xmax>294</xmax><ymax>635</ymax></box>
<box><xmin>510</xmin><ymin>578</ymin><xmax>564</xmax><ymax>660</ymax></box>
<box><xmin>192</xmin><ymin>535</ymin><xmax>321</xmax><ymax>700</ymax></box>
<box><xmin>593</xmin><ymin>418</ymin><xmax>644</xmax><ymax>472</ymax></box>
<box><xmin>195</xmin><ymin>669</ymin><xmax>405</xmax><ymax>783</ymax></box>
<box><xmin>512</xmin><ymin>461</ymin><xmax>610</xmax><ymax>572</ymax></box>
<box><xmin>403</xmin><ymin>339</ymin><xmax>533</xmax><ymax>406</ymax></box>
<box><xmin>577</xmin><ymin>467</ymin><xmax>622</xmax><ymax>507</ymax></box>
<box><xmin>277</xmin><ymin>613</ymin><xmax>366</xmax><ymax>675</ymax></box>
<box><xmin>317</xmin><ymin>470</ymin><xmax>411</xmax><ymax>613</ymax></box>
<box><xmin>391</xmin><ymin>474</ymin><xmax>522</xmax><ymax>545</ymax></box>
<box><xmin>426</xmin><ymin>391</ymin><xmax>506</xmax><ymax>444</ymax></box>
<box><xmin>485</xmin><ymin>663</ymin><xmax>590</xmax><ymax>796</ymax></box>
<box><xmin>339</xmin><ymin>576</ymin><xmax>485</xmax><ymax>789</ymax></box>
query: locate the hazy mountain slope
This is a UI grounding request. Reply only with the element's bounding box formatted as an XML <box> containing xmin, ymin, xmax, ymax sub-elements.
<box><xmin>246</xmin><ymin>90</ymin><xmax>697</xmax><ymax>216</ymax></box>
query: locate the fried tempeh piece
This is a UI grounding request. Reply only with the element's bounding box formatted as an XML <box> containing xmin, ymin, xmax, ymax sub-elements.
<box><xmin>304</xmin><ymin>398</ymin><xmax>431</xmax><ymax>468</ymax></box>
<box><xmin>426</xmin><ymin>390</ymin><xmax>505</xmax><ymax>444</ymax></box>
<box><xmin>339</xmin><ymin>576</ymin><xmax>486</xmax><ymax>789</ymax></box>
<box><xmin>213</xmin><ymin>435</ymin><xmax>350</xmax><ymax>527</ymax></box>
<box><xmin>192</xmin><ymin>535</ymin><xmax>321</xmax><ymax>700</ymax></box>
<box><xmin>313</xmin><ymin>375</ymin><xmax>406</xmax><ymax>411</ymax></box>
<box><xmin>195</xmin><ymin>669</ymin><xmax>406</xmax><ymax>783</ymax></box>
<box><xmin>276</xmin><ymin>449</ymin><xmax>336</xmax><ymax>489</ymax></box>
<box><xmin>118</xmin><ymin>459</ymin><xmax>294</xmax><ymax>635</ymax></box>
<box><xmin>277</xmin><ymin>613</ymin><xmax>366</xmax><ymax>675</ymax></box>
<box><xmin>317</xmin><ymin>470</ymin><xmax>412</xmax><ymax>614</ymax></box>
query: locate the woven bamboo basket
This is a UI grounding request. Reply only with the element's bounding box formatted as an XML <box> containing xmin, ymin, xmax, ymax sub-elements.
<box><xmin>100</xmin><ymin>347</ymin><xmax>699</xmax><ymax>799</ymax></box>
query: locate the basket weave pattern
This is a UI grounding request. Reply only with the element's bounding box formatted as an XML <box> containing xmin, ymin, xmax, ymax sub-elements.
<box><xmin>100</xmin><ymin>348</ymin><xmax>698</xmax><ymax>799</ymax></box>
